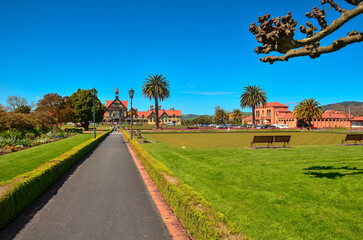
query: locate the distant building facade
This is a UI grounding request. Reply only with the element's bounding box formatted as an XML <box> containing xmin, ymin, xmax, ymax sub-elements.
<box><xmin>104</xmin><ymin>88</ymin><xmax>182</xmax><ymax>125</ymax></box>
<box><xmin>351</xmin><ymin>116</ymin><xmax>363</xmax><ymax>129</ymax></box>
<box><xmin>255</xmin><ymin>102</ymin><xmax>355</xmax><ymax>129</ymax></box>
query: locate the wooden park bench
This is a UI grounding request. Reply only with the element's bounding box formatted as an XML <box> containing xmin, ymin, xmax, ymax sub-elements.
<box><xmin>250</xmin><ymin>135</ymin><xmax>291</xmax><ymax>148</ymax></box>
<box><xmin>274</xmin><ymin>135</ymin><xmax>291</xmax><ymax>148</ymax></box>
<box><xmin>342</xmin><ymin>134</ymin><xmax>363</xmax><ymax>145</ymax></box>
<box><xmin>250</xmin><ymin>136</ymin><xmax>273</xmax><ymax>148</ymax></box>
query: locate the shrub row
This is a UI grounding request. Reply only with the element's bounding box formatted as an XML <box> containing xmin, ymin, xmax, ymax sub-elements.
<box><xmin>0</xmin><ymin>129</ymin><xmax>112</xmax><ymax>230</ymax></box>
<box><xmin>121</xmin><ymin>131</ymin><xmax>248</xmax><ymax>240</ymax></box>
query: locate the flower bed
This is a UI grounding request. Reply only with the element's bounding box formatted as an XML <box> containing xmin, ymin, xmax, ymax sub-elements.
<box><xmin>0</xmin><ymin>127</ymin><xmax>80</xmax><ymax>154</ymax></box>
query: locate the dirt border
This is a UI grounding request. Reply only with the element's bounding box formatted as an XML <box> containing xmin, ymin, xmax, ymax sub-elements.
<box><xmin>123</xmin><ymin>134</ymin><xmax>192</xmax><ymax>240</ymax></box>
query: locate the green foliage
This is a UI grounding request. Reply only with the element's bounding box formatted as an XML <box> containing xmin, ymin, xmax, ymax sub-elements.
<box><xmin>230</xmin><ymin>109</ymin><xmax>244</xmax><ymax>124</ymax></box>
<box><xmin>0</xmin><ymin>130</ymin><xmax>112</xmax><ymax>230</ymax></box>
<box><xmin>240</xmin><ymin>85</ymin><xmax>267</xmax><ymax>125</ymax></box>
<box><xmin>70</xmin><ymin>89</ymin><xmax>105</xmax><ymax>130</ymax></box>
<box><xmin>213</xmin><ymin>106</ymin><xmax>229</xmax><ymax>124</ymax></box>
<box><xmin>293</xmin><ymin>98</ymin><xmax>323</xmax><ymax>129</ymax></box>
<box><xmin>122</xmin><ymin>131</ymin><xmax>244</xmax><ymax>239</ymax></box>
<box><xmin>14</xmin><ymin>105</ymin><xmax>31</xmax><ymax>114</ymax></box>
<box><xmin>190</xmin><ymin>115</ymin><xmax>212</xmax><ymax>125</ymax></box>
<box><xmin>0</xmin><ymin>130</ymin><xmax>31</xmax><ymax>148</ymax></box>
<box><xmin>142</xmin><ymin>74</ymin><xmax>170</xmax><ymax>129</ymax></box>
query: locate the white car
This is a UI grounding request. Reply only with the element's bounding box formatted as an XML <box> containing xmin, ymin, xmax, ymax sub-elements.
<box><xmin>273</xmin><ymin>124</ymin><xmax>289</xmax><ymax>129</ymax></box>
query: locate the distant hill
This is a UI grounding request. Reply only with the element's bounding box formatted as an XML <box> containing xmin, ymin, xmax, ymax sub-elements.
<box><xmin>181</xmin><ymin>114</ymin><xmax>200</xmax><ymax>121</ymax></box>
<box><xmin>321</xmin><ymin>101</ymin><xmax>363</xmax><ymax>116</ymax></box>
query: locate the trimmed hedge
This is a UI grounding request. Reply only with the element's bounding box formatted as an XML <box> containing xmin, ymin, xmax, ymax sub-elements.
<box><xmin>122</xmin><ymin>131</ymin><xmax>249</xmax><ymax>240</ymax></box>
<box><xmin>0</xmin><ymin>130</ymin><xmax>112</xmax><ymax>230</ymax></box>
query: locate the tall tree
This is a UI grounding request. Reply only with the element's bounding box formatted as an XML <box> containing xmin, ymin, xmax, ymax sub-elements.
<box><xmin>293</xmin><ymin>98</ymin><xmax>323</xmax><ymax>130</ymax></box>
<box><xmin>249</xmin><ymin>1</ymin><xmax>362</xmax><ymax>64</ymax></box>
<box><xmin>36</xmin><ymin>93</ymin><xmax>75</xmax><ymax>125</ymax></box>
<box><xmin>240</xmin><ymin>85</ymin><xmax>267</xmax><ymax>126</ymax></box>
<box><xmin>230</xmin><ymin>109</ymin><xmax>244</xmax><ymax>124</ymax></box>
<box><xmin>6</xmin><ymin>96</ymin><xmax>30</xmax><ymax>112</ymax></box>
<box><xmin>191</xmin><ymin>115</ymin><xmax>212</xmax><ymax>125</ymax></box>
<box><xmin>14</xmin><ymin>105</ymin><xmax>31</xmax><ymax>114</ymax></box>
<box><xmin>58</xmin><ymin>96</ymin><xmax>75</xmax><ymax>124</ymax></box>
<box><xmin>70</xmin><ymin>89</ymin><xmax>105</xmax><ymax>130</ymax></box>
<box><xmin>142</xmin><ymin>74</ymin><xmax>170</xmax><ymax>129</ymax></box>
<box><xmin>214</xmin><ymin>106</ymin><xmax>229</xmax><ymax>124</ymax></box>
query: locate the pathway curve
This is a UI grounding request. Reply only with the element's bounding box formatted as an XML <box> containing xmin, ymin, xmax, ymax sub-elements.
<box><xmin>0</xmin><ymin>131</ymin><xmax>171</xmax><ymax>240</ymax></box>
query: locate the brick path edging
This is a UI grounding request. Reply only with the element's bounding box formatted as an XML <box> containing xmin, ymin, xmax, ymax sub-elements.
<box><xmin>123</xmin><ymin>135</ymin><xmax>192</xmax><ymax>240</ymax></box>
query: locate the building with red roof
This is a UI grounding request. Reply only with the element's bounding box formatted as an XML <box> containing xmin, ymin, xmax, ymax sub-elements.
<box><xmin>104</xmin><ymin>88</ymin><xmax>182</xmax><ymax>125</ymax></box>
<box><xmin>255</xmin><ymin>102</ymin><xmax>291</xmax><ymax>125</ymax></box>
<box><xmin>256</xmin><ymin>102</ymin><xmax>355</xmax><ymax>129</ymax></box>
<box><xmin>350</xmin><ymin>116</ymin><xmax>363</xmax><ymax>129</ymax></box>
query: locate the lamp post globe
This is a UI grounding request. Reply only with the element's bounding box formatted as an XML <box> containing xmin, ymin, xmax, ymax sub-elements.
<box><xmin>129</xmin><ymin>88</ymin><xmax>134</xmax><ymax>140</ymax></box>
<box><xmin>91</xmin><ymin>87</ymin><xmax>97</xmax><ymax>138</ymax></box>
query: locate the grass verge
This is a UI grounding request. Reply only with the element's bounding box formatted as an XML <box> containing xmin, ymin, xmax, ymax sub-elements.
<box><xmin>0</xmin><ymin>130</ymin><xmax>112</xmax><ymax>230</ymax></box>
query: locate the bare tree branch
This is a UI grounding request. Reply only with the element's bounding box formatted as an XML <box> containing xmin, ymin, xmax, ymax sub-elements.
<box><xmin>321</xmin><ymin>0</ymin><xmax>347</xmax><ymax>14</ymax></box>
<box><xmin>297</xmin><ymin>3</ymin><xmax>362</xmax><ymax>46</ymax></box>
<box><xmin>261</xmin><ymin>33</ymin><xmax>363</xmax><ymax>64</ymax></box>
<box><xmin>250</xmin><ymin>1</ymin><xmax>363</xmax><ymax>64</ymax></box>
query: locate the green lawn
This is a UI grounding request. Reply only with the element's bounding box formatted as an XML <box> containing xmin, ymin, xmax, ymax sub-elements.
<box><xmin>0</xmin><ymin>133</ymin><xmax>96</xmax><ymax>184</ymax></box>
<box><xmin>143</xmin><ymin>132</ymin><xmax>351</xmax><ymax>149</ymax></box>
<box><xmin>142</xmin><ymin>133</ymin><xmax>363</xmax><ymax>240</ymax></box>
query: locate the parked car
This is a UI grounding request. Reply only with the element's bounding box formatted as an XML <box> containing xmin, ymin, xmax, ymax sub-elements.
<box><xmin>272</xmin><ymin>124</ymin><xmax>289</xmax><ymax>129</ymax></box>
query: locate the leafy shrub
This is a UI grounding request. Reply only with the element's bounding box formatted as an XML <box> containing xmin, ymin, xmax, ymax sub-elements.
<box><xmin>0</xmin><ymin>138</ymin><xmax>16</xmax><ymax>148</ymax></box>
<box><xmin>55</xmin><ymin>132</ymin><xmax>65</xmax><ymax>137</ymax></box>
<box><xmin>36</xmin><ymin>137</ymin><xmax>50</xmax><ymax>144</ymax></box>
<box><xmin>25</xmin><ymin>132</ymin><xmax>37</xmax><ymax>140</ymax></box>
<box><xmin>17</xmin><ymin>138</ymin><xmax>31</xmax><ymax>147</ymax></box>
<box><xmin>0</xmin><ymin>129</ymin><xmax>22</xmax><ymax>140</ymax></box>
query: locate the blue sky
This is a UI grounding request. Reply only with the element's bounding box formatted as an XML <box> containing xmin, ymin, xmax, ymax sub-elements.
<box><xmin>0</xmin><ymin>0</ymin><xmax>362</xmax><ymax>115</ymax></box>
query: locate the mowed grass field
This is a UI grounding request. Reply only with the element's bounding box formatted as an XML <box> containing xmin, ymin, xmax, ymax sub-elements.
<box><xmin>142</xmin><ymin>132</ymin><xmax>363</xmax><ymax>240</ymax></box>
<box><xmin>0</xmin><ymin>133</ymin><xmax>97</xmax><ymax>184</ymax></box>
<box><xmin>144</xmin><ymin>131</ymin><xmax>350</xmax><ymax>148</ymax></box>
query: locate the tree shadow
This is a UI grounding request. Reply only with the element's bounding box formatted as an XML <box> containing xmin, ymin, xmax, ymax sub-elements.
<box><xmin>303</xmin><ymin>165</ymin><xmax>363</xmax><ymax>179</ymax></box>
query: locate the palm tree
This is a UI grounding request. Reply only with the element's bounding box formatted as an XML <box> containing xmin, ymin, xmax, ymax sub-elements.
<box><xmin>214</xmin><ymin>106</ymin><xmax>229</xmax><ymax>124</ymax></box>
<box><xmin>293</xmin><ymin>98</ymin><xmax>323</xmax><ymax>130</ymax></box>
<box><xmin>240</xmin><ymin>85</ymin><xmax>267</xmax><ymax>126</ymax></box>
<box><xmin>142</xmin><ymin>74</ymin><xmax>170</xmax><ymax>129</ymax></box>
<box><xmin>230</xmin><ymin>109</ymin><xmax>244</xmax><ymax>125</ymax></box>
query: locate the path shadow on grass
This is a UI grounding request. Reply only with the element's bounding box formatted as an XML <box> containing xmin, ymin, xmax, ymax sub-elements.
<box><xmin>0</xmin><ymin>139</ymin><xmax>105</xmax><ymax>240</ymax></box>
<box><xmin>303</xmin><ymin>166</ymin><xmax>363</xmax><ymax>179</ymax></box>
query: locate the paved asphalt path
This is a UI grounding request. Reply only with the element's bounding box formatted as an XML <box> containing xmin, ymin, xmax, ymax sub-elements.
<box><xmin>1</xmin><ymin>131</ymin><xmax>171</xmax><ymax>240</ymax></box>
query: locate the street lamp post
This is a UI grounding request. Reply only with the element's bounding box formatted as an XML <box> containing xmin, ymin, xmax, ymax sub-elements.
<box><xmin>129</xmin><ymin>88</ymin><xmax>134</xmax><ymax>140</ymax></box>
<box><xmin>91</xmin><ymin>87</ymin><xmax>98</xmax><ymax>138</ymax></box>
